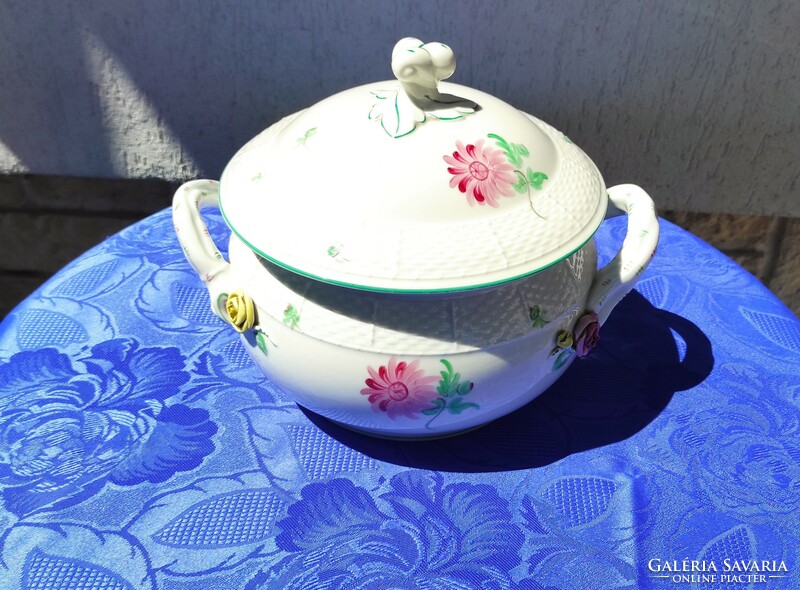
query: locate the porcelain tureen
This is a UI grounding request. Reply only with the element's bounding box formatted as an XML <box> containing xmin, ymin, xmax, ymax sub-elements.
<box><xmin>172</xmin><ymin>38</ymin><xmax>659</xmax><ymax>438</ymax></box>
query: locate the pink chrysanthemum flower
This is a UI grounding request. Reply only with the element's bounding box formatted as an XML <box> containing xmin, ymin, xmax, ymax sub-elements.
<box><xmin>361</xmin><ymin>358</ymin><xmax>439</xmax><ymax>419</ymax></box>
<box><xmin>443</xmin><ymin>139</ymin><xmax>517</xmax><ymax>207</ymax></box>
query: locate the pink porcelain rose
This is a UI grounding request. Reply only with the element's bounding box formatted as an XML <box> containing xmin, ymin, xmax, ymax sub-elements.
<box><xmin>573</xmin><ymin>312</ymin><xmax>600</xmax><ymax>357</ymax></box>
<box><xmin>444</xmin><ymin>139</ymin><xmax>517</xmax><ymax>207</ymax></box>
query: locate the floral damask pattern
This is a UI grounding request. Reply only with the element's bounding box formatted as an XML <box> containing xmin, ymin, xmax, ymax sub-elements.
<box><xmin>671</xmin><ymin>395</ymin><xmax>800</xmax><ymax>524</ymax></box>
<box><xmin>250</xmin><ymin>472</ymin><xmax>525</xmax><ymax>589</ymax></box>
<box><xmin>0</xmin><ymin>338</ymin><xmax>217</xmax><ymax>517</ymax></box>
<box><xmin>0</xmin><ymin>208</ymin><xmax>798</xmax><ymax>589</ymax></box>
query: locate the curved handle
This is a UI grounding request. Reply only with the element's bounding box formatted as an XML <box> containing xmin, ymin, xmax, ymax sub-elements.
<box><xmin>586</xmin><ymin>184</ymin><xmax>659</xmax><ymax>325</ymax></box>
<box><xmin>172</xmin><ymin>179</ymin><xmax>235</xmax><ymax>321</ymax></box>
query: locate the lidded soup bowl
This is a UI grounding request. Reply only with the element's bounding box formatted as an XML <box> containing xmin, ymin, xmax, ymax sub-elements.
<box><xmin>172</xmin><ymin>38</ymin><xmax>659</xmax><ymax>438</ymax></box>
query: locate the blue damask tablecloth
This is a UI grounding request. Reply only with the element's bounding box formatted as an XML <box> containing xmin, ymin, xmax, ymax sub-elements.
<box><xmin>0</xmin><ymin>208</ymin><xmax>798</xmax><ymax>590</ymax></box>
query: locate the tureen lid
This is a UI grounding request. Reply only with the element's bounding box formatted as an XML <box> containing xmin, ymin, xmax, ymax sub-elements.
<box><xmin>219</xmin><ymin>38</ymin><xmax>607</xmax><ymax>292</ymax></box>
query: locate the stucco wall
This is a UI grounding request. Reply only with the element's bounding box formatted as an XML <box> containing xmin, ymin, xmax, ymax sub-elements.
<box><xmin>1</xmin><ymin>0</ymin><xmax>798</xmax><ymax>215</ymax></box>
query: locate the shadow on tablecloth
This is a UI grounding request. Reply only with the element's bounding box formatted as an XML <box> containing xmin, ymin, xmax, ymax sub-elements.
<box><xmin>302</xmin><ymin>291</ymin><xmax>714</xmax><ymax>471</ymax></box>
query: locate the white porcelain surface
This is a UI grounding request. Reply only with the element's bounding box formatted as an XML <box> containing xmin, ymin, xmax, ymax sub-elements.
<box><xmin>222</xmin><ymin>234</ymin><xmax>593</xmax><ymax>437</ymax></box>
<box><xmin>171</xmin><ymin>38</ymin><xmax>660</xmax><ymax>438</ymax></box>
<box><xmin>230</xmin><ymin>237</ymin><xmax>595</xmax><ymax>355</ymax></box>
<box><xmin>218</xmin><ymin>38</ymin><xmax>607</xmax><ymax>292</ymax></box>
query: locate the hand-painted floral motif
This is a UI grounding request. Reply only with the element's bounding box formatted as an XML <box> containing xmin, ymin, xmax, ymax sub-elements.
<box><xmin>282</xmin><ymin>304</ymin><xmax>300</xmax><ymax>330</ymax></box>
<box><xmin>326</xmin><ymin>243</ymin><xmax>350</xmax><ymax>263</ymax></box>
<box><xmin>361</xmin><ymin>358</ymin><xmax>438</xmax><ymax>419</ymax></box>
<box><xmin>421</xmin><ymin>359</ymin><xmax>478</xmax><ymax>427</ymax></box>
<box><xmin>444</xmin><ymin>133</ymin><xmax>549</xmax><ymax>208</ymax></box>
<box><xmin>529</xmin><ymin>305</ymin><xmax>550</xmax><ymax>328</ymax></box>
<box><xmin>361</xmin><ymin>358</ymin><xmax>477</xmax><ymax>424</ymax></box>
<box><xmin>443</xmin><ymin>139</ymin><xmax>517</xmax><ymax>206</ymax></box>
<box><xmin>296</xmin><ymin>127</ymin><xmax>316</xmax><ymax>146</ymax></box>
<box><xmin>574</xmin><ymin>311</ymin><xmax>600</xmax><ymax>357</ymax></box>
<box><xmin>551</xmin><ymin>347</ymin><xmax>574</xmax><ymax>371</ymax></box>
<box><xmin>253</xmin><ymin>328</ymin><xmax>274</xmax><ymax>356</ymax></box>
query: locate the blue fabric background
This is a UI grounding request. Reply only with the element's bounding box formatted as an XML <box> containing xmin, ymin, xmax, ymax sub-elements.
<box><xmin>0</xmin><ymin>209</ymin><xmax>798</xmax><ymax>589</ymax></box>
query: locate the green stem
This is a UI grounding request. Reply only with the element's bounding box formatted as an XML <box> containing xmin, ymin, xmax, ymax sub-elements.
<box><xmin>425</xmin><ymin>400</ymin><xmax>447</xmax><ymax>429</ymax></box>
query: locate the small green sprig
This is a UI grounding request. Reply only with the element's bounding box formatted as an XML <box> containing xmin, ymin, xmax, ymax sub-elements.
<box><xmin>488</xmin><ymin>133</ymin><xmax>548</xmax><ymax>200</ymax></box>
<box><xmin>422</xmin><ymin>359</ymin><xmax>478</xmax><ymax>427</ymax></box>
<box><xmin>488</xmin><ymin>133</ymin><xmax>528</xmax><ymax>168</ymax></box>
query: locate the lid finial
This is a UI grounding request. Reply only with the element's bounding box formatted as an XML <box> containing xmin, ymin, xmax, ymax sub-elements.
<box><xmin>369</xmin><ymin>38</ymin><xmax>480</xmax><ymax>138</ymax></box>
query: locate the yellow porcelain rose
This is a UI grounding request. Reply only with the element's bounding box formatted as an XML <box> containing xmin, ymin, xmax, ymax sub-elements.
<box><xmin>225</xmin><ymin>290</ymin><xmax>255</xmax><ymax>332</ymax></box>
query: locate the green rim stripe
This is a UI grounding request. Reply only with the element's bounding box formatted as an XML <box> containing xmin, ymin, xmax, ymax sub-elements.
<box><xmin>219</xmin><ymin>191</ymin><xmax>600</xmax><ymax>294</ymax></box>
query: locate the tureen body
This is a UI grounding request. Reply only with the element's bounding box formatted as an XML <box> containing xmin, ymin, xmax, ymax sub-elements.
<box><xmin>171</xmin><ymin>39</ymin><xmax>659</xmax><ymax>437</ymax></box>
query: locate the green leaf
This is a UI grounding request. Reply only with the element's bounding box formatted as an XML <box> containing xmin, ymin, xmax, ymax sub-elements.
<box><xmin>436</xmin><ymin>358</ymin><xmax>475</xmax><ymax>400</ymax></box>
<box><xmin>512</xmin><ymin>170</ymin><xmax>528</xmax><ymax>193</ymax></box>
<box><xmin>256</xmin><ymin>331</ymin><xmax>268</xmax><ymax>355</ymax></box>
<box><xmin>529</xmin><ymin>305</ymin><xmax>549</xmax><ymax>328</ymax></box>
<box><xmin>506</xmin><ymin>143</ymin><xmax>528</xmax><ymax>168</ymax></box>
<box><xmin>527</xmin><ymin>170</ymin><xmax>548</xmax><ymax>190</ymax></box>
<box><xmin>488</xmin><ymin>133</ymin><xmax>522</xmax><ymax>167</ymax></box>
<box><xmin>457</xmin><ymin>381</ymin><xmax>474</xmax><ymax>395</ymax></box>
<box><xmin>283</xmin><ymin>304</ymin><xmax>300</xmax><ymax>329</ymax></box>
<box><xmin>437</xmin><ymin>359</ymin><xmax>456</xmax><ymax>394</ymax></box>
<box><xmin>216</xmin><ymin>293</ymin><xmax>229</xmax><ymax>317</ymax></box>
<box><xmin>422</xmin><ymin>397</ymin><xmax>446</xmax><ymax>415</ymax></box>
<box><xmin>439</xmin><ymin>381</ymin><xmax>456</xmax><ymax>397</ymax></box>
<box><xmin>487</xmin><ymin>133</ymin><xmax>511</xmax><ymax>153</ymax></box>
<box><xmin>439</xmin><ymin>358</ymin><xmax>454</xmax><ymax>377</ymax></box>
<box><xmin>370</xmin><ymin>90</ymin><xmax>421</xmax><ymax>138</ymax></box>
<box><xmin>447</xmin><ymin>398</ymin><xmax>480</xmax><ymax>415</ymax></box>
